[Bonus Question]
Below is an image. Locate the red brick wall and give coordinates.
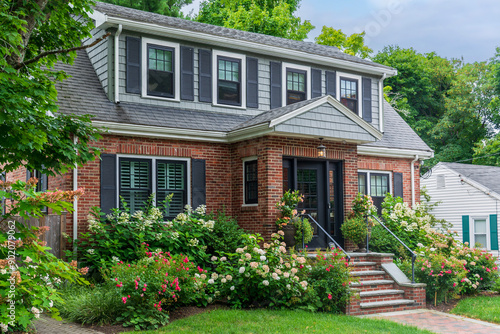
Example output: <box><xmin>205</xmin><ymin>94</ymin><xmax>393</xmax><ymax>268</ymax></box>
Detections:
<box><xmin>357</xmin><ymin>155</ymin><xmax>421</xmax><ymax>206</ymax></box>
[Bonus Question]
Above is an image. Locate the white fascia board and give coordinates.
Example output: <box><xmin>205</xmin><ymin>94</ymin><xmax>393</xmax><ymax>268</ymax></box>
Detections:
<box><xmin>226</xmin><ymin>124</ymin><xmax>274</xmax><ymax>143</ymax></box>
<box><xmin>438</xmin><ymin>164</ymin><xmax>500</xmax><ymax>202</ymax></box>
<box><xmin>91</xmin><ymin>13</ymin><xmax>396</xmax><ymax>77</ymax></box>
<box><xmin>269</xmin><ymin>95</ymin><xmax>383</xmax><ymax>141</ymax></box>
<box><xmin>358</xmin><ymin>145</ymin><xmax>434</xmax><ymax>159</ymax></box>
<box><xmin>93</xmin><ymin>121</ymin><xmax>227</xmax><ymax>142</ymax></box>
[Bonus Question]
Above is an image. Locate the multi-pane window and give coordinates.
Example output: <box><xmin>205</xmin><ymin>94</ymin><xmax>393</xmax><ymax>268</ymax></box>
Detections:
<box><xmin>286</xmin><ymin>69</ymin><xmax>306</xmax><ymax>105</ymax></box>
<box><xmin>218</xmin><ymin>56</ymin><xmax>241</xmax><ymax>105</ymax></box>
<box><xmin>119</xmin><ymin>158</ymin><xmax>187</xmax><ymax>218</ymax></box>
<box><xmin>474</xmin><ymin>218</ymin><xmax>487</xmax><ymax>248</ymax></box>
<box><xmin>358</xmin><ymin>173</ymin><xmax>367</xmax><ymax>196</ymax></box>
<box><xmin>340</xmin><ymin>77</ymin><xmax>358</xmax><ymax>113</ymax></box>
<box><xmin>370</xmin><ymin>174</ymin><xmax>389</xmax><ymax>197</ymax></box>
<box><xmin>147</xmin><ymin>45</ymin><xmax>174</xmax><ymax>97</ymax></box>
<box><xmin>358</xmin><ymin>172</ymin><xmax>390</xmax><ymax>214</ymax></box>
<box><xmin>244</xmin><ymin>160</ymin><xmax>258</xmax><ymax>204</ymax></box>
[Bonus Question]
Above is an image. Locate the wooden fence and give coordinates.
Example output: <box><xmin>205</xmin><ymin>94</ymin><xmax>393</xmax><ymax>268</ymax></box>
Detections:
<box><xmin>9</xmin><ymin>214</ymin><xmax>66</xmax><ymax>259</ymax></box>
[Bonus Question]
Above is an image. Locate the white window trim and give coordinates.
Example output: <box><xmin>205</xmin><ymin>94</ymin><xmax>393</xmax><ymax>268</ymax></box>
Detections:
<box><xmin>337</xmin><ymin>71</ymin><xmax>363</xmax><ymax>116</ymax></box>
<box><xmin>212</xmin><ymin>50</ymin><xmax>246</xmax><ymax>109</ymax></box>
<box><xmin>470</xmin><ymin>216</ymin><xmax>490</xmax><ymax>250</ymax></box>
<box><xmin>116</xmin><ymin>154</ymin><xmax>191</xmax><ymax>208</ymax></box>
<box><xmin>358</xmin><ymin>170</ymin><xmax>392</xmax><ymax>196</ymax></box>
<box><xmin>242</xmin><ymin>156</ymin><xmax>258</xmax><ymax>207</ymax></box>
<box><xmin>141</xmin><ymin>38</ymin><xmax>181</xmax><ymax>101</ymax></box>
<box><xmin>282</xmin><ymin>62</ymin><xmax>311</xmax><ymax>106</ymax></box>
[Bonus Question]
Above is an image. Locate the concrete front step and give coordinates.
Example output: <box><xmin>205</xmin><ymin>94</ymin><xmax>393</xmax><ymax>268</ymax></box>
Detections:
<box><xmin>360</xmin><ymin>299</ymin><xmax>415</xmax><ymax>309</ymax></box>
<box><xmin>350</xmin><ymin>270</ymin><xmax>385</xmax><ymax>277</ymax></box>
<box><xmin>359</xmin><ymin>289</ymin><xmax>405</xmax><ymax>303</ymax></box>
<box><xmin>350</xmin><ymin>279</ymin><xmax>395</xmax><ymax>291</ymax></box>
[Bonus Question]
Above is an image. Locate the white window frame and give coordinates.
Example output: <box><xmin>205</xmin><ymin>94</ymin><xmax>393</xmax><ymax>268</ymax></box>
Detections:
<box><xmin>282</xmin><ymin>62</ymin><xmax>311</xmax><ymax>106</ymax></box>
<box><xmin>212</xmin><ymin>50</ymin><xmax>246</xmax><ymax>109</ymax></box>
<box><xmin>337</xmin><ymin>71</ymin><xmax>363</xmax><ymax>116</ymax></box>
<box><xmin>242</xmin><ymin>156</ymin><xmax>258</xmax><ymax>207</ymax></box>
<box><xmin>115</xmin><ymin>154</ymin><xmax>191</xmax><ymax>208</ymax></box>
<box><xmin>358</xmin><ymin>170</ymin><xmax>392</xmax><ymax>197</ymax></box>
<box><xmin>141</xmin><ymin>38</ymin><xmax>181</xmax><ymax>101</ymax></box>
<box><xmin>471</xmin><ymin>216</ymin><xmax>490</xmax><ymax>250</ymax></box>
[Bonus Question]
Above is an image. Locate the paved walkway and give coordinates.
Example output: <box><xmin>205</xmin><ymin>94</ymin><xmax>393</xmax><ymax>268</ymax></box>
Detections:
<box><xmin>362</xmin><ymin>309</ymin><xmax>500</xmax><ymax>334</ymax></box>
<box><xmin>35</xmin><ymin>316</ymin><xmax>104</xmax><ymax>334</ymax></box>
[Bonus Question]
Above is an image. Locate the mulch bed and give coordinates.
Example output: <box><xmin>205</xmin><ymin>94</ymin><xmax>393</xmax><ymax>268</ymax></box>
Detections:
<box><xmin>81</xmin><ymin>303</ymin><xmax>226</xmax><ymax>334</ymax></box>
<box><xmin>425</xmin><ymin>290</ymin><xmax>500</xmax><ymax>313</ymax></box>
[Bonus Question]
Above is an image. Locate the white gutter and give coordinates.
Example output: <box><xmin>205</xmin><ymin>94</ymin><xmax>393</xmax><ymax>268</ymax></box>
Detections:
<box><xmin>73</xmin><ymin>136</ymin><xmax>78</xmax><ymax>242</ymax></box>
<box><xmin>411</xmin><ymin>155</ymin><xmax>419</xmax><ymax>208</ymax></box>
<box><xmin>379</xmin><ymin>73</ymin><xmax>386</xmax><ymax>133</ymax></box>
<box><xmin>358</xmin><ymin>145</ymin><xmax>433</xmax><ymax>159</ymax></box>
<box><xmin>93</xmin><ymin>16</ymin><xmax>397</xmax><ymax>77</ymax></box>
<box><xmin>114</xmin><ymin>24</ymin><xmax>123</xmax><ymax>103</ymax></box>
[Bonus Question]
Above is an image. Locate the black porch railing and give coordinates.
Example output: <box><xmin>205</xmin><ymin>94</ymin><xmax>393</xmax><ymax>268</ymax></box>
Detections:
<box><xmin>300</xmin><ymin>213</ymin><xmax>351</xmax><ymax>262</ymax></box>
<box><xmin>366</xmin><ymin>214</ymin><xmax>417</xmax><ymax>284</ymax></box>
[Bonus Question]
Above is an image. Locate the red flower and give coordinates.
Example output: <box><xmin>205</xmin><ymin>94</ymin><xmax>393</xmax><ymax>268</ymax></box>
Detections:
<box><xmin>328</xmin><ymin>294</ymin><xmax>332</xmax><ymax>300</ymax></box>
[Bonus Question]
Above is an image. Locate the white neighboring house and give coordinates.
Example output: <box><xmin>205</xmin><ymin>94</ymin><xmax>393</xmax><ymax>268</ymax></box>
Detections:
<box><xmin>421</xmin><ymin>162</ymin><xmax>499</xmax><ymax>260</ymax></box>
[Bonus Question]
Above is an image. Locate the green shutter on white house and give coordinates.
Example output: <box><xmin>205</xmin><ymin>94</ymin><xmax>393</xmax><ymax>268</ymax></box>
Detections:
<box><xmin>462</xmin><ymin>215</ymin><xmax>470</xmax><ymax>245</ymax></box>
<box><xmin>490</xmin><ymin>214</ymin><xmax>499</xmax><ymax>251</ymax></box>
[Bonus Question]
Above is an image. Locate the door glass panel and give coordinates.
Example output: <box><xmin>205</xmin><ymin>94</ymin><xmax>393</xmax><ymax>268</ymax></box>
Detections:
<box><xmin>329</xmin><ymin>169</ymin><xmax>335</xmax><ymax>235</ymax></box>
<box><xmin>297</xmin><ymin>169</ymin><xmax>319</xmax><ymax>235</ymax></box>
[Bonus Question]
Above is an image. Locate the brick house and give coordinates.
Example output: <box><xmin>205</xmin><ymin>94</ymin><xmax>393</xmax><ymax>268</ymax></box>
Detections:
<box><xmin>8</xmin><ymin>2</ymin><xmax>432</xmax><ymax>250</ymax></box>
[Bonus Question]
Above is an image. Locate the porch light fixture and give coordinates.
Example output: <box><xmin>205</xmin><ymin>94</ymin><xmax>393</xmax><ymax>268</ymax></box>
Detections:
<box><xmin>317</xmin><ymin>138</ymin><xmax>326</xmax><ymax>158</ymax></box>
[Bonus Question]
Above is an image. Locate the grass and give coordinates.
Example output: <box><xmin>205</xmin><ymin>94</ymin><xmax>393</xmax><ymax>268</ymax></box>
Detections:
<box><xmin>125</xmin><ymin>309</ymin><xmax>433</xmax><ymax>334</ymax></box>
<box><xmin>451</xmin><ymin>295</ymin><xmax>500</xmax><ymax>324</ymax></box>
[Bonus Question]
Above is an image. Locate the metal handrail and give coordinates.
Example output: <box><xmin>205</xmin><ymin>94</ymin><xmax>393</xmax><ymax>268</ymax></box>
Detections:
<box><xmin>300</xmin><ymin>213</ymin><xmax>351</xmax><ymax>262</ymax></box>
<box><xmin>367</xmin><ymin>214</ymin><xmax>417</xmax><ymax>283</ymax></box>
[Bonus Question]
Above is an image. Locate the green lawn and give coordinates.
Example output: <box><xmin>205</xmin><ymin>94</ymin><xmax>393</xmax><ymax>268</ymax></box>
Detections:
<box><xmin>451</xmin><ymin>295</ymin><xmax>500</xmax><ymax>324</ymax></box>
<box><xmin>125</xmin><ymin>309</ymin><xmax>433</xmax><ymax>334</ymax></box>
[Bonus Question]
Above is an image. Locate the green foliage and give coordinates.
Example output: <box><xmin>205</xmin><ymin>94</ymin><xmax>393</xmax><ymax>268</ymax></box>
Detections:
<box><xmin>306</xmin><ymin>250</ymin><xmax>353</xmax><ymax>313</ymax></box>
<box><xmin>473</xmin><ymin>132</ymin><xmax>500</xmax><ymax>166</ymax></box>
<box><xmin>0</xmin><ymin>180</ymin><xmax>88</xmax><ymax>332</ymax></box>
<box><xmin>56</xmin><ymin>284</ymin><xmax>126</xmax><ymax>325</ymax></box>
<box><xmin>494</xmin><ymin>275</ymin><xmax>500</xmax><ymax>293</ymax></box>
<box><xmin>100</xmin><ymin>0</ymin><xmax>193</xmax><ymax>18</ymax></box>
<box><xmin>340</xmin><ymin>216</ymin><xmax>367</xmax><ymax>246</ymax></box>
<box><xmin>102</xmin><ymin>252</ymin><xmax>207</xmax><ymax>330</ymax></box>
<box><xmin>204</xmin><ymin>210</ymin><xmax>246</xmax><ymax>256</ymax></box>
<box><xmin>0</xmin><ymin>0</ymin><xmax>102</xmax><ymax>175</ymax></box>
<box><xmin>315</xmin><ymin>27</ymin><xmax>372</xmax><ymax>58</ymax></box>
<box><xmin>451</xmin><ymin>295</ymin><xmax>500</xmax><ymax>324</ymax></box>
<box><xmin>196</xmin><ymin>0</ymin><xmax>313</xmax><ymax>41</ymax></box>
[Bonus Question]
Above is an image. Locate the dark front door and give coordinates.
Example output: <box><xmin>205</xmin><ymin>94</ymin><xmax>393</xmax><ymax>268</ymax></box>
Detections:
<box><xmin>283</xmin><ymin>159</ymin><xmax>343</xmax><ymax>250</ymax></box>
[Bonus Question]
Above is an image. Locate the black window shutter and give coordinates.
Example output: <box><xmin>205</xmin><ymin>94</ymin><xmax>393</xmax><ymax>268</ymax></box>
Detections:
<box><xmin>180</xmin><ymin>46</ymin><xmax>194</xmax><ymax>101</ymax></box>
<box><xmin>192</xmin><ymin>159</ymin><xmax>206</xmax><ymax>208</ymax></box>
<box><xmin>126</xmin><ymin>36</ymin><xmax>141</xmax><ymax>94</ymax></box>
<box><xmin>247</xmin><ymin>57</ymin><xmax>259</xmax><ymax>108</ymax></box>
<box><xmin>270</xmin><ymin>61</ymin><xmax>282</xmax><ymax>109</ymax></box>
<box><xmin>326</xmin><ymin>71</ymin><xmax>336</xmax><ymax>98</ymax></box>
<box><xmin>393</xmin><ymin>172</ymin><xmax>403</xmax><ymax>199</ymax></box>
<box><xmin>100</xmin><ymin>154</ymin><xmax>117</xmax><ymax>214</ymax></box>
<box><xmin>26</xmin><ymin>169</ymin><xmax>32</xmax><ymax>181</ymax></box>
<box><xmin>362</xmin><ymin>77</ymin><xmax>372</xmax><ymax>122</ymax></box>
<box><xmin>198</xmin><ymin>49</ymin><xmax>212</xmax><ymax>103</ymax></box>
<box><xmin>311</xmin><ymin>69</ymin><xmax>322</xmax><ymax>98</ymax></box>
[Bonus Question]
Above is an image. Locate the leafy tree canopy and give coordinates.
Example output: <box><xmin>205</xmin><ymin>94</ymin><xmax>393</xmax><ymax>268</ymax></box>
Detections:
<box><xmin>0</xmin><ymin>0</ymin><xmax>102</xmax><ymax>175</ymax></box>
<box><xmin>315</xmin><ymin>27</ymin><xmax>372</xmax><ymax>59</ymax></box>
<box><xmin>196</xmin><ymin>0</ymin><xmax>313</xmax><ymax>41</ymax></box>
<box><xmin>99</xmin><ymin>0</ymin><xmax>193</xmax><ymax>18</ymax></box>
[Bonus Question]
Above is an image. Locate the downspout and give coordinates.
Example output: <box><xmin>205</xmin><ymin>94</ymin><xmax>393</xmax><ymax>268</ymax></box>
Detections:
<box><xmin>411</xmin><ymin>155</ymin><xmax>419</xmax><ymax>208</ymax></box>
<box><xmin>73</xmin><ymin>136</ymin><xmax>78</xmax><ymax>243</ymax></box>
<box><xmin>114</xmin><ymin>24</ymin><xmax>123</xmax><ymax>103</ymax></box>
<box><xmin>379</xmin><ymin>73</ymin><xmax>387</xmax><ymax>133</ymax></box>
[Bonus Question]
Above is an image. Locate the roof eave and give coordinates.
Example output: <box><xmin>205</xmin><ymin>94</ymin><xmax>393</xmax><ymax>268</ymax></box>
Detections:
<box><xmin>91</xmin><ymin>12</ymin><xmax>397</xmax><ymax>77</ymax></box>
<box><xmin>358</xmin><ymin>146</ymin><xmax>434</xmax><ymax>159</ymax></box>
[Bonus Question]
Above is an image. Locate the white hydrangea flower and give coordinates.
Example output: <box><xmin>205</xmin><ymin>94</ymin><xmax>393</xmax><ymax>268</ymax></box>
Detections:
<box><xmin>176</xmin><ymin>213</ymin><xmax>188</xmax><ymax>222</ymax></box>
<box><xmin>184</xmin><ymin>204</ymin><xmax>193</xmax><ymax>214</ymax></box>
<box><xmin>87</xmin><ymin>249</ymin><xmax>95</xmax><ymax>255</ymax></box>
<box><xmin>260</xmin><ymin>256</ymin><xmax>266</xmax><ymax>261</ymax></box>
<box><xmin>195</xmin><ymin>204</ymin><xmax>206</xmax><ymax>215</ymax></box>
<box><xmin>208</xmin><ymin>279</ymin><xmax>215</xmax><ymax>284</ymax></box>
<box><xmin>155</xmin><ymin>233</ymin><xmax>163</xmax><ymax>241</ymax></box>
<box><xmin>0</xmin><ymin>323</ymin><xmax>8</xmax><ymax>333</ymax></box>
<box><xmin>188</xmin><ymin>238</ymin><xmax>199</xmax><ymax>247</ymax></box>
<box><xmin>239</xmin><ymin>267</ymin><xmax>246</xmax><ymax>274</ymax></box>
<box><xmin>132</xmin><ymin>210</ymin><xmax>144</xmax><ymax>220</ymax></box>
<box><xmin>171</xmin><ymin>232</ymin><xmax>180</xmax><ymax>239</ymax></box>
<box><xmin>149</xmin><ymin>207</ymin><xmax>163</xmax><ymax>221</ymax></box>
<box><xmin>262</xmin><ymin>280</ymin><xmax>269</xmax><ymax>286</ymax></box>
<box><xmin>230</xmin><ymin>286</ymin><xmax>235</xmax><ymax>291</ymax></box>
<box><xmin>112</xmin><ymin>256</ymin><xmax>120</xmax><ymax>262</ymax></box>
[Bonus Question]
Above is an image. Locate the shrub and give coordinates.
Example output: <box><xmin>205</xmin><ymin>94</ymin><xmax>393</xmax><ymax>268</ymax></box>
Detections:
<box><xmin>101</xmin><ymin>251</ymin><xmax>209</xmax><ymax>330</ymax></box>
<box><xmin>56</xmin><ymin>284</ymin><xmax>126</xmax><ymax>325</ymax></box>
<box><xmin>0</xmin><ymin>179</ymin><xmax>88</xmax><ymax>333</ymax></box>
<box><xmin>204</xmin><ymin>210</ymin><xmax>246</xmax><ymax>256</ymax></box>
<box><xmin>340</xmin><ymin>216</ymin><xmax>367</xmax><ymax>246</ymax></box>
<box><xmin>494</xmin><ymin>275</ymin><xmax>500</xmax><ymax>293</ymax></box>
<box><xmin>305</xmin><ymin>250</ymin><xmax>353</xmax><ymax>313</ymax></box>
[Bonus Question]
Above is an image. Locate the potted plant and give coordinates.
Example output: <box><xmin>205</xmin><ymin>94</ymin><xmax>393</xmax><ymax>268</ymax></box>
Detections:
<box><xmin>276</xmin><ymin>190</ymin><xmax>313</xmax><ymax>248</ymax></box>
<box><xmin>340</xmin><ymin>216</ymin><xmax>368</xmax><ymax>252</ymax></box>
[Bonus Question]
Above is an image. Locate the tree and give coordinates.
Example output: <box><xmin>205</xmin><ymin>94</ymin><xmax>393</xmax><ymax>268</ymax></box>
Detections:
<box><xmin>196</xmin><ymin>0</ymin><xmax>313</xmax><ymax>41</ymax></box>
<box><xmin>0</xmin><ymin>0</ymin><xmax>103</xmax><ymax>175</ymax></box>
<box><xmin>315</xmin><ymin>27</ymin><xmax>372</xmax><ymax>59</ymax></box>
<box><xmin>99</xmin><ymin>0</ymin><xmax>193</xmax><ymax>18</ymax></box>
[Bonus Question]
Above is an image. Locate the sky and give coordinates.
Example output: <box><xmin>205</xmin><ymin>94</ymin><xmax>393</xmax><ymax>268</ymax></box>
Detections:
<box><xmin>182</xmin><ymin>0</ymin><xmax>500</xmax><ymax>63</ymax></box>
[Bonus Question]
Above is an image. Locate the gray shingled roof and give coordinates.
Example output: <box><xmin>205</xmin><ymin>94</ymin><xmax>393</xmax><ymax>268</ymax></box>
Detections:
<box><xmin>360</xmin><ymin>100</ymin><xmax>432</xmax><ymax>153</ymax></box>
<box><xmin>56</xmin><ymin>50</ymin><xmax>250</xmax><ymax>132</ymax></box>
<box><xmin>440</xmin><ymin>162</ymin><xmax>500</xmax><ymax>196</ymax></box>
<box><xmin>94</xmin><ymin>2</ymin><xmax>393</xmax><ymax>71</ymax></box>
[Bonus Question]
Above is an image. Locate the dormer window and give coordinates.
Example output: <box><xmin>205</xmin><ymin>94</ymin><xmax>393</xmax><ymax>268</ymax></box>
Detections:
<box><xmin>286</xmin><ymin>69</ymin><xmax>306</xmax><ymax>105</ymax></box>
<box><xmin>147</xmin><ymin>45</ymin><xmax>174</xmax><ymax>98</ymax></box>
<box><xmin>217</xmin><ymin>56</ymin><xmax>241</xmax><ymax>106</ymax></box>
<box><xmin>340</xmin><ymin>77</ymin><xmax>358</xmax><ymax>113</ymax></box>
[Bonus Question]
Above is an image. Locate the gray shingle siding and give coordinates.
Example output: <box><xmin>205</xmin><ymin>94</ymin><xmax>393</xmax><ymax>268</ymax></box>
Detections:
<box><xmin>84</xmin><ymin>28</ymin><xmax>109</xmax><ymax>95</ymax></box>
